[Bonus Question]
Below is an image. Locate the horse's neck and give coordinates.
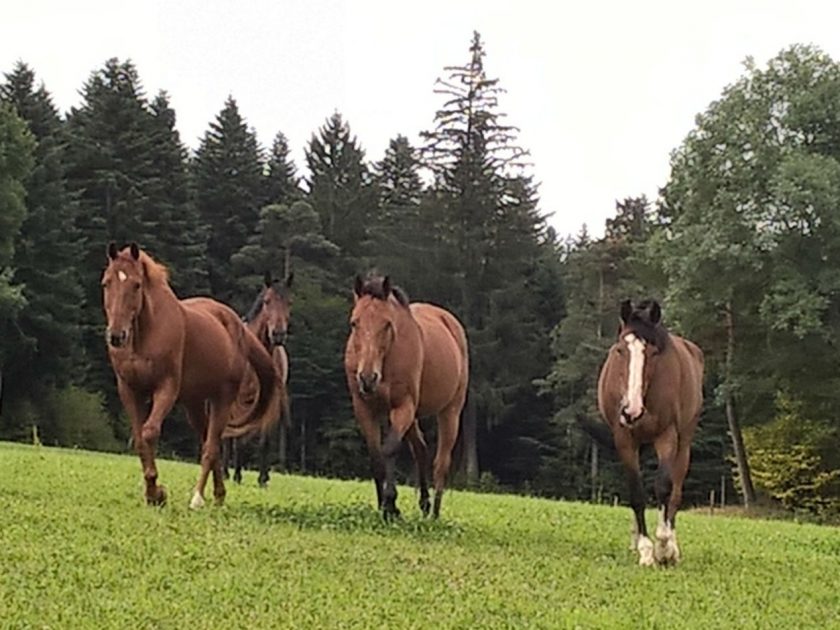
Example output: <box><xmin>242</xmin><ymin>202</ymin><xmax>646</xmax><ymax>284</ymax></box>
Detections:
<box><xmin>389</xmin><ymin>306</ymin><xmax>421</xmax><ymax>357</ymax></box>
<box><xmin>133</xmin><ymin>283</ymin><xmax>181</xmax><ymax>351</ymax></box>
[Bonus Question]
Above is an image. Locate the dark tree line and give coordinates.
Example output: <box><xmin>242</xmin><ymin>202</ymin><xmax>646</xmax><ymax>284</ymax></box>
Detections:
<box><xmin>2</xmin><ymin>38</ymin><xmax>840</xmax><ymax>515</ymax></box>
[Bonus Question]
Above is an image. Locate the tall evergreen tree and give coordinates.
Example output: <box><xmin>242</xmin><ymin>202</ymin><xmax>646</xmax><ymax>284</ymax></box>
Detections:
<box><xmin>0</xmin><ymin>63</ymin><xmax>85</xmax><ymax>406</ymax></box>
<box><xmin>193</xmin><ymin>96</ymin><xmax>265</xmax><ymax>306</ymax></box>
<box><xmin>305</xmin><ymin>112</ymin><xmax>377</xmax><ymax>264</ymax></box>
<box><xmin>0</xmin><ymin>103</ymin><xmax>35</xmax><ymax>413</ymax></box>
<box><xmin>421</xmin><ymin>31</ymin><xmax>545</xmax><ymax>483</ymax></box>
<box><xmin>265</xmin><ymin>131</ymin><xmax>303</xmax><ymax>206</ymax></box>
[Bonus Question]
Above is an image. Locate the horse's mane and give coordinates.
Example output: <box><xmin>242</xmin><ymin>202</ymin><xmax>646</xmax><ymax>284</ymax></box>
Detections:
<box><xmin>359</xmin><ymin>275</ymin><xmax>410</xmax><ymax>307</ymax></box>
<box><xmin>136</xmin><ymin>250</ymin><xmax>170</xmax><ymax>287</ymax></box>
<box><xmin>624</xmin><ymin>299</ymin><xmax>670</xmax><ymax>351</ymax></box>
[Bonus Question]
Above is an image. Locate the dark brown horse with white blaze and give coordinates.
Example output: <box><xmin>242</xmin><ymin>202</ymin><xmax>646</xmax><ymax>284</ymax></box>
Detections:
<box><xmin>345</xmin><ymin>275</ymin><xmax>469</xmax><ymax>519</ymax></box>
<box><xmin>223</xmin><ymin>271</ymin><xmax>293</xmax><ymax>486</ymax></box>
<box><xmin>102</xmin><ymin>243</ymin><xmax>282</xmax><ymax>508</ymax></box>
<box><xmin>580</xmin><ymin>299</ymin><xmax>703</xmax><ymax>566</ymax></box>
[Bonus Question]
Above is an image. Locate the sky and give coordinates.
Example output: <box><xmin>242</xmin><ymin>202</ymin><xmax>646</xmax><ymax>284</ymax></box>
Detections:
<box><xmin>4</xmin><ymin>0</ymin><xmax>840</xmax><ymax>240</ymax></box>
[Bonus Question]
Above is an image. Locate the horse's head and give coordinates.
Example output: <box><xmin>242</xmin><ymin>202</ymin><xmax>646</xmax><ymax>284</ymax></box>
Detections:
<box><xmin>101</xmin><ymin>242</ymin><xmax>144</xmax><ymax>349</ymax></box>
<box><xmin>613</xmin><ymin>299</ymin><xmax>669</xmax><ymax>426</ymax></box>
<box><xmin>349</xmin><ymin>274</ymin><xmax>408</xmax><ymax>397</ymax></box>
<box><xmin>248</xmin><ymin>271</ymin><xmax>293</xmax><ymax>347</ymax></box>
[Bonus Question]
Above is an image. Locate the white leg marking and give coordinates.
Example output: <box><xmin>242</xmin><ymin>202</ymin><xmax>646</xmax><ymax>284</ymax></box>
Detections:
<box><xmin>189</xmin><ymin>490</ymin><xmax>206</xmax><ymax>510</ymax></box>
<box><xmin>637</xmin><ymin>535</ymin><xmax>655</xmax><ymax>567</ymax></box>
<box><xmin>654</xmin><ymin>512</ymin><xmax>680</xmax><ymax>565</ymax></box>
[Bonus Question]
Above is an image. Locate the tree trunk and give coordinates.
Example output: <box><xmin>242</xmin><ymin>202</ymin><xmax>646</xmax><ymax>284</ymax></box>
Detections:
<box><xmin>590</xmin><ymin>442</ymin><xmax>599</xmax><ymax>502</ymax></box>
<box><xmin>724</xmin><ymin>302</ymin><xmax>756</xmax><ymax>507</ymax></box>
<box><xmin>462</xmin><ymin>392</ymin><xmax>479</xmax><ymax>485</ymax></box>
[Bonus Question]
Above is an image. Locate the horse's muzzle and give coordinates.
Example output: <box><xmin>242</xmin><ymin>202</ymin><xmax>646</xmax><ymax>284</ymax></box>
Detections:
<box><xmin>107</xmin><ymin>329</ymin><xmax>128</xmax><ymax>348</ymax></box>
<box><xmin>620</xmin><ymin>406</ymin><xmax>645</xmax><ymax>427</ymax></box>
<box><xmin>270</xmin><ymin>330</ymin><xmax>288</xmax><ymax>347</ymax></box>
<box><xmin>357</xmin><ymin>371</ymin><xmax>381</xmax><ymax>396</ymax></box>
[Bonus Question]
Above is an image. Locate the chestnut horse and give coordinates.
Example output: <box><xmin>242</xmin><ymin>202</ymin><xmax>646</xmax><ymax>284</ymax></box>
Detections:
<box><xmin>102</xmin><ymin>243</ymin><xmax>281</xmax><ymax>508</ymax></box>
<box><xmin>580</xmin><ymin>299</ymin><xmax>703</xmax><ymax>566</ymax></box>
<box><xmin>224</xmin><ymin>271</ymin><xmax>293</xmax><ymax>486</ymax></box>
<box><xmin>345</xmin><ymin>275</ymin><xmax>469</xmax><ymax>519</ymax></box>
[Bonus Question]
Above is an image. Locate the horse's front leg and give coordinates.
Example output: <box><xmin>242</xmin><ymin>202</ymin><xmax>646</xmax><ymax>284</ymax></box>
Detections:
<box><xmin>616</xmin><ymin>434</ymin><xmax>653</xmax><ymax>566</ymax></box>
<box><xmin>381</xmin><ymin>401</ymin><xmax>417</xmax><ymax>520</ymax></box>
<box><xmin>654</xmin><ymin>431</ymin><xmax>690</xmax><ymax>566</ymax></box>
<box><xmin>352</xmin><ymin>396</ymin><xmax>385</xmax><ymax>510</ymax></box>
<box><xmin>117</xmin><ymin>379</ymin><xmax>164</xmax><ymax>506</ymax></box>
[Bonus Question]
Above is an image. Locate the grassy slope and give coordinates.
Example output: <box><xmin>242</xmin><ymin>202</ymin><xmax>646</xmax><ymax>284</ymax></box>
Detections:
<box><xmin>0</xmin><ymin>442</ymin><xmax>838</xmax><ymax>629</ymax></box>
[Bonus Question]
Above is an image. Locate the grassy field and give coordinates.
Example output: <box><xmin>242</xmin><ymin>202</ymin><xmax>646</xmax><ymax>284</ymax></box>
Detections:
<box><xmin>0</xmin><ymin>442</ymin><xmax>838</xmax><ymax>629</ymax></box>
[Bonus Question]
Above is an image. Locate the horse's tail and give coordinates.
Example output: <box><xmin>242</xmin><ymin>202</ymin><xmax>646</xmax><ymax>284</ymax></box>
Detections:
<box><xmin>575</xmin><ymin>414</ymin><xmax>616</xmax><ymax>453</ymax></box>
<box><xmin>223</xmin><ymin>328</ymin><xmax>283</xmax><ymax>440</ymax></box>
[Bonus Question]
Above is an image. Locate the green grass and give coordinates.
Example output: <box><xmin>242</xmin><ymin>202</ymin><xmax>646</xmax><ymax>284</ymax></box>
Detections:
<box><xmin>1</xmin><ymin>442</ymin><xmax>838</xmax><ymax>629</ymax></box>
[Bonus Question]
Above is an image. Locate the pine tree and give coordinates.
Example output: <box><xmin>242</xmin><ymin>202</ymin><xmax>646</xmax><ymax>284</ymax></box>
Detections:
<box><xmin>305</xmin><ymin>112</ymin><xmax>377</xmax><ymax>264</ymax></box>
<box><xmin>193</xmin><ymin>96</ymin><xmax>265</xmax><ymax>306</ymax></box>
<box><xmin>265</xmin><ymin>131</ymin><xmax>303</xmax><ymax>206</ymax></box>
<box><xmin>421</xmin><ymin>31</ymin><xmax>542</xmax><ymax>483</ymax></box>
<box><xmin>0</xmin><ymin>63</ymin><xmax>85</xmax><ymax>403</ymax></box>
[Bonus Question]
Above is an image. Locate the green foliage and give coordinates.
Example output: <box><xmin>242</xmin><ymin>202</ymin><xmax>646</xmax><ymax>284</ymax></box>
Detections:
<box><xmin>2</xmin><ymin>443</ymin><xmax>840</xmax><ymax>628</ymax></box>
<box><xmin>193</xmin><ymin>96</ymin><xmax>265</xmax><ymax>304</ymax></box>
<box><xmin>743</xmin><ymin>395</ymin><xmax>840</xmax><ymax>514</ymax></box>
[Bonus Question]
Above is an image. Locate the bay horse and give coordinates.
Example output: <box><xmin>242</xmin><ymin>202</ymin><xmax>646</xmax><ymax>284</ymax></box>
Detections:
<box><xmin>101</xmin><ymin>243</ymin><xmax>282</xmax><ymax>508</ymax></box>
<box><xmin>345</xmin><ymin>275</ymin><xmax>469</xmax><ymax>519</ymax></box>
<box><xmin>224</xmin><ymin>271</ymin><xmax>293</xmax><ymax>486</ymax></box>
<box><xmin>580</xmin><ymin>299</ymin><xmax>703</xmax><ymax>566</ymax></box>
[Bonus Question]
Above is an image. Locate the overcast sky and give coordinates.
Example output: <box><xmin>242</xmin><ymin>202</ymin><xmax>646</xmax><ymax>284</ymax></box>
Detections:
<box><xmin>4</xmin><ymin>0</ymin><xmax>840</xmax><ymax>240</ymax></box>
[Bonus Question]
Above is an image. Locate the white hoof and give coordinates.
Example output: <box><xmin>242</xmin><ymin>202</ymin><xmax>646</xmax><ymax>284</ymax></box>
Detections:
<box><xmin>654</xmin><ymin>523</ymin><xmax>680</xmax><ymax>565</ymax></box>
<box><xmin>189</xmin><ymin>491</ymin><xmax>206</xmax><ymax>510</ymax></box>
<box><xmin>637</xmin><ymin>535</ymin><xmax>655</xmax><ymax>567</ymax></box>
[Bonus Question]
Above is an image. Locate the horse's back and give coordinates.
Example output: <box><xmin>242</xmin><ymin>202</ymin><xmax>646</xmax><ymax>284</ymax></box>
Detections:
<box><xmin>410</xmin><ymin>303</ymin><xmax>468</xmax><ymax>414</ymax></box>
<box><xmin>178</xmin><ymin>297</ymin><xmax>247</xmax><ymax>397</ymax></box>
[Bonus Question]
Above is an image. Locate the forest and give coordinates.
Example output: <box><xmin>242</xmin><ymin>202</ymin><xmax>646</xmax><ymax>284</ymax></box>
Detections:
<box><xmin>1</xmin><ymin>33</ymin><xmax>839</xmax><ymax>517</ymax></box>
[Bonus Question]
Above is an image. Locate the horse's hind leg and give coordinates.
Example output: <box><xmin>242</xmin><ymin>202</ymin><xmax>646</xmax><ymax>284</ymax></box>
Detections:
<box><xmin>232</xmin><ymin>438</ymin><xmax>243</xmax><ymax>484</ymax></box>
<box><xmin>191</xmin><ymin>392</ymin><xmax>233</xmax><ymax>509</ymax></box>
<box><xmin>257</xmin><ymin>429</ymin><xmax>271</xmax><ymax>488</ymax></box>
<box><xmin>406</xmin><ymin>421</ymin><xmax>430</xmax><ymax>516</ymax></box>
<box><xmin>431</xmin><ymin>405</ymin><xmax>460</xmax><ymax>519</ymax></box>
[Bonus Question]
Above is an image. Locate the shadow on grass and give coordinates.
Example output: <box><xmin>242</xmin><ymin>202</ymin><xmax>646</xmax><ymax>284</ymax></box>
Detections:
<box><xmin>237</xmin><ymin>500</ymin><xmax>471</xmax><ymax>542</ymax></box>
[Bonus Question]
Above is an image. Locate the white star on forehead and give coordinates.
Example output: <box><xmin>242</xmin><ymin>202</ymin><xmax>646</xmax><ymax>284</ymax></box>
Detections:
<box><xmin>118</xmin><ymin>271</ymin><xmax>127</xmax><ymax>282</ymax></box>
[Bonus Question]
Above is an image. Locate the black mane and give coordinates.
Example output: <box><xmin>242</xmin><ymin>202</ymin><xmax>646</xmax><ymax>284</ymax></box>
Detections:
<box><xmin>622</xmin><ymin>299</ymin><xmax>670</xmax><ymax>351</ymax></box>
<box><xmin>358</xmin><ymin>275</ymin><xmax>410</xmax><ymax>307</ymax></box>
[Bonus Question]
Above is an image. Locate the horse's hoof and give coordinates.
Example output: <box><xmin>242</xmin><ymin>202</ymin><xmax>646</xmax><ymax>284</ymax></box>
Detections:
<box><xmin>654</xmin><ymin>524</ymin><xmax>680</xmax><ymax>566</ymax></box>
<box><xmin>189</xmin><ymin>491</ymin><xmax>206</xmax><ymax>510</ymax></box>
<box><xmin>382</xmin><ymin>505</ymin><xmax>401</xmax><ymax>521</ymax></box>
<box><xmin>419</xmin><ymin>498</ymin><xmax>431</xmax><ymax>517</ymax></box>
<box><xmin>146</xmin><ymin>486</ymin><xmax>167</xmax><ymax>507</ymax></box>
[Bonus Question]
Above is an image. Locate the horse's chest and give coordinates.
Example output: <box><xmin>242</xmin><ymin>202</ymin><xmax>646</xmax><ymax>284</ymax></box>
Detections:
<box><xmin>111</xmin><ymin>353</ymin><xmax>157</xmax><ymax>389</ymax></box>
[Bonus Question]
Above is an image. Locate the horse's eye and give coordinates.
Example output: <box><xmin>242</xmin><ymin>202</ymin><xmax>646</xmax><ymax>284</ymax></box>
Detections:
<box><xmin>350</xmin><ymin>320</ymin><xmax>358</xmax><ymax>329</ymax></box>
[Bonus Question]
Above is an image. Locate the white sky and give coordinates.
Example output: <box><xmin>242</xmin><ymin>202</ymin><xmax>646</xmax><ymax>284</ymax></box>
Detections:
<box><xmin>4</xmin><ymin>0</ymin><xmax>840</xmax><ymax>240</ymax></box>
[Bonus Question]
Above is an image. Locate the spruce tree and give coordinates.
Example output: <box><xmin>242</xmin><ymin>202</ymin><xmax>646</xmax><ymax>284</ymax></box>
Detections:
<box><xmin>193</xmin><ymin>96</ymin><xmax>265</xmax><ymax>306</ymax></box>
<box><xmin>265</xmin><ymin>131</ymin><xmax>303</xmax><ymax>206</ymax></box>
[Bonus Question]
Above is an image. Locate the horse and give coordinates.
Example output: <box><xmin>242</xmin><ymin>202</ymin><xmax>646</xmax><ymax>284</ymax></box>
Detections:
<box><xmin>101</xmin><ymin>242</ymin><xmax>282</xmax><ymax>508</ymax></box>
<box><xmin>579</xmin><ymin>299</ymin><xmax>703</xmax><ymax>566</ymax></box>
<box><xmin>344</xmin><ymin>275</ymin><xmax>469</xmax><ymax>519</ymax></box>
<box><xmin>223</xmin><ymin>271</ymin><xmax>293</xmax><ymax>486</ymax></box>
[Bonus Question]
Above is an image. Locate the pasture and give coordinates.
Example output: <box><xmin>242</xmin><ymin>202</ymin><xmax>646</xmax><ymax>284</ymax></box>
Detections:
<box><xmin>0</xmin><ymin>442</ymin><xmax>837</xmax><ymax>628</ymax></box>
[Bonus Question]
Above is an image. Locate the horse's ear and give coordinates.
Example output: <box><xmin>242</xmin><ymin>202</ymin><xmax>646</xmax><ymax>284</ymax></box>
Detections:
<box><xmin>107</xmin><ymin>242</ymin><xmax>118</xmax><ymax>261</ymax></box>
<box><xmin>129</xmin><ymin>242</ymin><xmax>140</xmax><ymax>260</ymax></box>
<box><xmin>264</xmin><ymin>271</ymin><xmax>273</xmax><ymax>288</ymax></box>
<box><xmin>382</xmin><ymin>276</ymin><xmax>391</xmax><ymax>298</ymax></box>
<box><xmin>620</xmin><ymin>299</ymin><xmax>632</xmax><ymax>324</ymax></box>
<box><xmin>285</xmin><ymin>271</ymin><xmax>294</xmax><ymax>289</ymax></box>
<box><xmin>649</xmin><ymin>301</ymin><xmax>662</xmax><ymax>325</ymax></box>
<box><xmin>353</xmin><ymin>275</ymin><xmax>363</xmax><ymax>298</ymax></box>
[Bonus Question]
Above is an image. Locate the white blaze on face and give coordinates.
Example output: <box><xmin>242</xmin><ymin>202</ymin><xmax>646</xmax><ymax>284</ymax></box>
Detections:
<box><xmin>624</xmin><ymin>333</ymin><xmax>646</xmax><ymax>420</ymax></box>
<box><xmin>118</xmin><ymin>271</ymin><xmax>127</xmax><ymax>282</ymax></box>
